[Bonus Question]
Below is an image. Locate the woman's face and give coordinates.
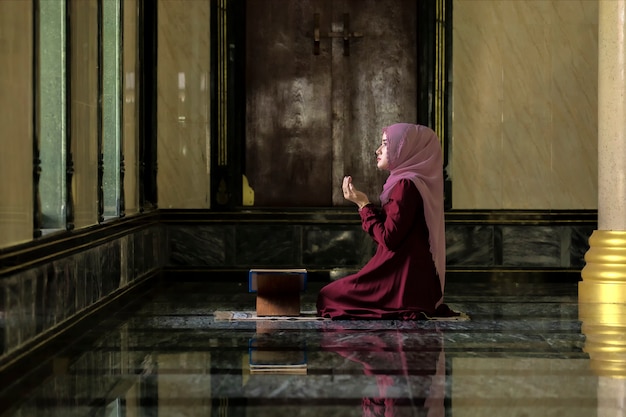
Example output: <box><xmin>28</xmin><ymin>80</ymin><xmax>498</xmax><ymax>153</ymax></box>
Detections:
<box><xmin>376</xmin><ymin>133</ymin><xmax>389</xmax><ymax>170</ymax></box>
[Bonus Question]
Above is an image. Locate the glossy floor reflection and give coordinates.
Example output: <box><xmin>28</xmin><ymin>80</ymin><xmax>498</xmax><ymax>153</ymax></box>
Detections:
<box><xmin>1</xmin><ymin>277</ymin><xmax>624</xmax><ymax>416</ymax></box>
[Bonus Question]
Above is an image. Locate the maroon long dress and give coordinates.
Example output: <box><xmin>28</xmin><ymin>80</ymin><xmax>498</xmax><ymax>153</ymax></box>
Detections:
<box><xmin>317</xmin><ymin>179</ymin><xmax>444</xmax><ymax>320</ymax></box>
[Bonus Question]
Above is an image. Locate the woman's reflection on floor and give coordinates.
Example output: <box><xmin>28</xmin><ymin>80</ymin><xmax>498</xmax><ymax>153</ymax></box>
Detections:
<box><xmin>320</xmin><ymin>323</ymin><xmax>445</xmax><ymax>417</ymax></box>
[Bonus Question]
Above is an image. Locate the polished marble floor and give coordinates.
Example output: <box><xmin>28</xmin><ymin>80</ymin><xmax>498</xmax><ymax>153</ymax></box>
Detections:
<box><xmin>0</xmin><ymin>276</ymin><xmax>624</xmax><ymax>417</ymax></box>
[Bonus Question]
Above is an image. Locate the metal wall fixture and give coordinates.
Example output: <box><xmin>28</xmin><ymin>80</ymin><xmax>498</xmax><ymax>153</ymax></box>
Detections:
<box><xmin>310</xmin><ymin>13</ymin><xmax>363</xmax><ymax>56</ymax></box>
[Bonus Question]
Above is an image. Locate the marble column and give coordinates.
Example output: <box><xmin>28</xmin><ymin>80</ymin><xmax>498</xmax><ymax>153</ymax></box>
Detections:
<box><xmin>580</xmin><ymin>0</ymin><xmax>626</xmax><ymax>302</ymax></box>
<box><xmin>579</xmin><ymin>0</ymin><xmax>626</xmax><ymax>397</ymax></box>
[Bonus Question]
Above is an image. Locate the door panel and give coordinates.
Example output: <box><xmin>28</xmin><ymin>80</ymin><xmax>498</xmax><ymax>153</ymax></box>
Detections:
<box><xmin>246</xmin><ymin>0</ymin><xmax>417</xmax><ymax>207</ymax></box>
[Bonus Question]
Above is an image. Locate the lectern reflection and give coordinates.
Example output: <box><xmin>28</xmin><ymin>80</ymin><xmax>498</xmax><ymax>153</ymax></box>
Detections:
<box><xmin>320</xmin><ymin>325</ymin><xmax>446</xmax><ymax>417</ymax></box>
<box><xmin>248</xmin><ymin>321</ymin><xmax>308</xmax><ymax>375</ymax></box>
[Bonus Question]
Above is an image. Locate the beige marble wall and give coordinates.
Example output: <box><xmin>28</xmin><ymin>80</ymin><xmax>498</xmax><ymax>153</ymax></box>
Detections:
<box><xmin>157</xmin><ymin>0</ymin><xmax>211</xmax><ymax>209</ymax></box>
<box><xmin>124</xmin><ymin>0</ymin><xmax>139</xmax><ymax>215</ymax></box>
<box><xmin>452</xmin><ymin>0</ymin><xmax>598</xmax><ymax>209</ymax></box>
<box><xmin>0</xmin><ymin>0</ymin><xmax>33</xmax><ymax>248</ymax></box>
<box><xmin>71</xmin><ymin>0</ymin><xmax>99</xmax><ymax>228</ymax></box>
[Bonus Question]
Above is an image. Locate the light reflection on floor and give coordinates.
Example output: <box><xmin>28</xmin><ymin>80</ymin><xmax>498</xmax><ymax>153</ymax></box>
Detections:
<box><xmin>1</xmin><ymin>278</ymin><xmax>625</xmax><ymax>417</ymax></box>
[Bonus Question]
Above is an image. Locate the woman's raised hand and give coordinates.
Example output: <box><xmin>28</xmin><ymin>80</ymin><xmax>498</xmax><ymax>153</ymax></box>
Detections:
<box><xmin>342</xmin><ymin>176</ymin><xmax>370</xmax><ymax>209</ymax></box>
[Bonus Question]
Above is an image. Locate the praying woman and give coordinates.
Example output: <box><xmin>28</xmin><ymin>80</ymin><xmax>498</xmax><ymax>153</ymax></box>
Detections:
<box><xmin>316</xmin><ymin>123</ymin><xmax>460</xmax><ymax>320</ymax></box>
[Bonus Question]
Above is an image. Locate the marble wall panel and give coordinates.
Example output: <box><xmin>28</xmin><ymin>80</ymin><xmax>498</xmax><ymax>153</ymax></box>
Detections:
<box><xmin>446</xmin><ymin>225</ymin><xmax>495</xmax><ymax>267</ymax></box>
<box><xmin>0</xmin><ymin>0</ymin><xmax>33</xmax><ymax>248</ymax></box>
<box><xmin>49</xmin><ymin>258</ymin><xmax>79</xmax><ymax>324</ymax></box>
<box><xmin>501</xmin><ymin>226</ymin><xmax>561</xmax><ymax>267</ymax></box>
<box><xmin>157</xmin><ymin>226</ymin><xmax>169</xmax><ymax>270</ymax></box>
<box><xmin>169</xmin><ymin>225</ymin><xmax>233</xmax><ymax>266</ymax></box>
<box><xmin>500</xmin><ymin>13</ymin><xmax>553</xmax><ymax>209</ymax></box>
<box><xmin>1</xmin><ymin>225</ymin><xmax>164</xmax><ymax>363</ymax></box>
<box><xmin>235</xmin><ymin>225</ymin><xmax>300</xmax><ymax>267</ymax></box>
<box><xmin>302</xmin><ymin>226</ymin><xmax>374</xmax><ymax>268</ymax></box>
<box><xmin>165</xmin><ymin>220</ymin><xmax>593</xmax><ymax>272</ymax></box>
<box><xmin>570</xmin><ymin>225</ymin><xmax>594</xmax><ymax>269</ymax></box>
<box><xmin>99</xmin><ymin>241</ymin><xmax>122</xmax><ymax>296</ymax></box>
<box><xmin>71</xmin><ymin>0</ymin><xmax>99</xmax><ymax>228</ymax></box>
<box><xmin>39</xmin><ymin>264</ymin><xmax>57</xmax><ymax>331</ymax></box>
<box><xmin>451</xmin><ymin>5</ymin><xmax>503</xmax><ymax>209</ymax></box>
<box><xmin>75</xmin><ymin>249</ymin><xmax>91</xmax><ymax>314</ymax></box>
<box><xmin>3</xmin><ymin>280</ymin><xmax>16</xmax><ymax>354</ymax></box>
<box><xmin>136</xmin><ymin>225</ymin><xmax>167</xmax><ymax>277</ymax></box>
<box><xmin>452</xmin><ymin>1</ymin><xmax>598</xmax><ymax>210</ymax></box>
<box><xmin>21</xmin><ymin>275</ymin><xmax>36</xmax><ymax>347</ymax></box>
<box><xmin>0</xmin><ymin>284</ymin><xmax>4</xmax><ymax>354</ymax></box>
<box><xmin>120</xmin><ymin>235</ymin><xmax>130</xmax><ymax>288</ymax></box>
<box><xmin>550</xmin><ymin>6</ymin><xmax>598</xmax><ymax>209</ymax></box>
<box><xmin>3</xmin><ymin>270</ymin><xmax>37</xmax><ymax>354</ymax></box>
<box><xmin>40</xmin><ymin>263</ymin><xmax>67</xmax><ymax>330</ymax></box>
<box><xmin>133</xmin><ymin>229</ymin><xmax>151</xmax><ymax>277</ymax></box>
<box><xmin>38</xmin><ymin>264</ymin><xmax>59</xmax><ymax>331</ymax></box>
<box><xmin>84</xmin><ymin>247</ymin><xmax>103</xmax><ymax>306</ymax></box>
<box><xmin>130</xmin><ymin>230</ymin><xmax>142</xmax><ymax>278</ymax></box>
<box><xmin>157</xmin><ymin>0</ymin><xmax>211</xmax><ymax>209</ymax></box>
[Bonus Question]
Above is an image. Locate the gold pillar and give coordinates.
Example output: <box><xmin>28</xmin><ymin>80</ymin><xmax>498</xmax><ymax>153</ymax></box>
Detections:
<box><xmin>580</xmin><ymin>231</ymin><xmax>626</xmax><ymax>304</ymax></box>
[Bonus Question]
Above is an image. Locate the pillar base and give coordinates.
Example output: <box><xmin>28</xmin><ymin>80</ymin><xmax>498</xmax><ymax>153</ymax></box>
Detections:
<box><xmin>579</xmin><ymin>280</ymin><xmax>626</xmax><ymax>304</ymax></box>
<box><xmin>579</xmin><ymin>302</ymin><xmax>626</xmax><ymax>378</ymax></box>
<box><xmin>579</xmin><ymin>230</ymin><xmax>626</xmax><ymax>303</ymax></box>
<box><xmin>579</xmin><ymin>230</ymin><xmax>626</xmax><ymax>378</ymax></box>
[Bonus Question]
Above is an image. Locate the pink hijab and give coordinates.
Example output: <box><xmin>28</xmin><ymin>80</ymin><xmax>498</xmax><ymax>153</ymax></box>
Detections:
<box><xmin>379</xmin><ymin>123</ymin><xmax>446</xmax><ymax>298</ymax></box>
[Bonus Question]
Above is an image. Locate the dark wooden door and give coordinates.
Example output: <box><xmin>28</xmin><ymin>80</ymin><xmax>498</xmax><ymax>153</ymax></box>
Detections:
<box><xmin>245</xmin><ymin>0</ymin><xmax>417</xmax><ymax>207</ymax></box>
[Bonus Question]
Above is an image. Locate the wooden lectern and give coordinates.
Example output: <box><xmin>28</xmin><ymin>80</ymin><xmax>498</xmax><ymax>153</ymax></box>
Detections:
<box><xmin>248</xmin><ymin>269</ymin><xmax>307</xmax><ymax>316</ymax></box>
